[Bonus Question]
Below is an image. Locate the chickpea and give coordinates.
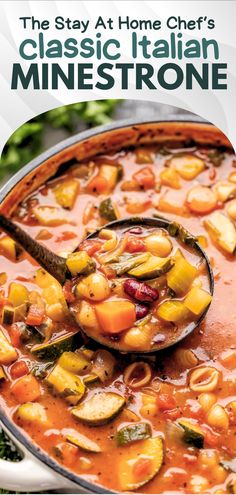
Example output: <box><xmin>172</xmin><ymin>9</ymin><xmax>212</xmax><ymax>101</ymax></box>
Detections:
<box><xmin>142</xmin><ymin>394</ymin><xmax>157</xmax><ymax>406</ymax></box>
<box><xmin>123</xmin><ymin>326</ymin><xmax>152</xmax><ymax>349</ymax></box>
<box><xmin>76</xmin><ymin>273</ymin><xmax>110</xmax><ymax>301</ymax></box>
<box><xmin>79</xmin><ymin>456</ymin><xmax>93</xmax><ymax>471</ymax></box>
<box><xmin>198</xmin><ymin>449</ymin><xmax>219</xmax><ymax>469</ymax></box>
<box><xmin>211</xmin><ymin>465</ymin><xmax>227</xmax><ymax>484</ymax></box>
<box><xmin>207</xmin><ymin>404</ymin><xmax>229</xmax><ymax>430</ymax></box>
<box><xmin>189</xmin><ymin>475</ymin><xmax>209</xmax><ymax>493</ymax></box>
<box><xmin>144</xmin><ymin>233</ymin><xmax>172</xmax><ymax>257</ymax></box>
<box><xmin>140</xmin><ymin>403</ymin><xmax>158</xmax><ymax>418</ymax></box>
<box><xmin>76</xmin><ymin>300</ymin><xmax>98</xmax><ymax>328</ymax></box>
<box><xmin>198</xmin><ymin>393</ymin><xmax>217</xmax><ymax>413</ymax></box>
<box><xmin>46</xmin><ymin>302</ymin><xmax>64</xmax><ymax>322</ymax></box>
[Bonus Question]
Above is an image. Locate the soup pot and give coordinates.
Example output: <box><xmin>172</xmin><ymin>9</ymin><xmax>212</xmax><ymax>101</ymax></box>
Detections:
<box><xmin>0</xmin><ymin>116</ymin><xmax>232</xmax><ymax>493</ymax></box>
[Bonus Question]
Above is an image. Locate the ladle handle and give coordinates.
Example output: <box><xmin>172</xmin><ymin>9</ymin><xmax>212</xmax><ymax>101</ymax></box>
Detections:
<box><xmin>0</xmin><ymin>214</ymin><xmax>68</xmax><ymax>285</ymax></box>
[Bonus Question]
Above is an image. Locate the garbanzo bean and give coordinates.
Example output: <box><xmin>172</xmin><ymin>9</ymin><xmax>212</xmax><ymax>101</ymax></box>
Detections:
<box><xmin>76</xmin><ymin>273</ymin><xmax>110</xmax><ymax>302</ymax></box>
<box><xmin>198</xmin><ymin>393</ymin><xmax>217</xmax><ymax>413</ymax></box>
<box><xmin>76</xmin><ymin>300</ymin><xmax>98</xmax><ymax>328</ymax></box>
<box><xmin>198</xmin><ymin>449</ymin><xmax>219</xmax><ymax>469</ymax></box>
<box><xmin>189</xmin><ymin>475</ymin><xmax>209</xmax><ymax>493</ymax></box>
<box><xmin>140</xmin><ymin>403</ymin><xmax>158</xmax><ymax>418</ymax></box>
<box><xmin>207</xmin><ymin>404</ymin><xmax>229</xmax><ymax>430</ymax></box>
<box><xmin>144</xmin><ymin>233</ymin><xmax>173</xmax><ymax>257</ymax></box>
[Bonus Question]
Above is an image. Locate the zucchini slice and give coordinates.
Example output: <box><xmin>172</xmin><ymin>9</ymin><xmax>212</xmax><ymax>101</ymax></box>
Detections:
<box><xmin>167</xmin><ymin>256</ymin><xmax>197</xmax><ymax>295</ymax></box>
<box><xmin>46</xmin><ymin>363</ymin><xmax>85</xmax><ymax>405</ymax></box>
<box><xmin>177</xmin><ymin>419</ymin><xmax>204</xmax><ymax>448</ymax></box>
<box><xmin>128</xmin><ymin>255</ymin><xmax>173</xmax><ymax>280</ymax></box>
<box><xmin>118</xmin><ymin>436</ymin><xmax>163</xmax><ymax>491</ymax></box>
<box><xmin>72</xmin><ymin>392</ymin><xmax>125</xmax><ymax>426</ymax></box>
<box><xmin>15</xmin><ymin>402</ymin><xmax>48</xmax><ymax>425</ymax></box>
<box><xmin>2</xmin><ymin>303</ymin><xmax>29</xmax><ymax>325</ymax></box>
<box><xmin>54</xmin><ymin>179</ymin><xmax>79</xmax><ymax>210</ymax></box>
<box><xmin>99</xmin><ymin>198</ymin><xmax>118</xmax><ymax>221</ymax></box>
<box><xmin>0</xmin><ymin>329</ymin><xmax>18</xmax><ymax>365</ymax></box>
<box><xmin>66</xmin><ymin>251</ymin><xmax>96</xmax><ymax>277</ymax></box>
<box><xmin>117</xmin><ymin>422</ymin><xmax>151</xmax><ymax>446</ymax></box>
<box><xmin>63</xmin><ymin>428</ymin><xmax>101</xmax><ymax>453</ymax></box>
<box><xmin>58</xmin><ymin>351</ymin><xmax>90</xmax><ymax>374</ymax></box>
<box><xmin>30</xmin><ymin>332</ymin><xmax>79</xmax><ymax>360</ymax></box>
<box><xmin>109</xmin><ymin>252</ymin><xmax>150</xmax><ymax>276</ymax></box>
<box><xmin>2</xmin><ymin>306</ymin><xmax>14</xmax><ymax>325</ymax></box>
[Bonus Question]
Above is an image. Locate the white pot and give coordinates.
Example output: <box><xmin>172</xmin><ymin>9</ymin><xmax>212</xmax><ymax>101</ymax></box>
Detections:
<box><xmin>0</xmin><ymin>421</ymin><xmax>90</xmax><ymax>493</ymax></box>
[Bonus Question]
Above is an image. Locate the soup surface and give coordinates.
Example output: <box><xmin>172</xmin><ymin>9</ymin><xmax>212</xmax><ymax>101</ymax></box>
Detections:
<box><xmin>1</xmin><ymin>142</ymin><xmax>236</xmax><ymax>493</ymax></box>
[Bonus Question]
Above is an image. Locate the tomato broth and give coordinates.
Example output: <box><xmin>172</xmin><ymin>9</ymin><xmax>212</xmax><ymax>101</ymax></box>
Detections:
<box><xmin>0</xmin><ymin>142</ymin><xmax>236</xmax><ymax>493</ymax></box>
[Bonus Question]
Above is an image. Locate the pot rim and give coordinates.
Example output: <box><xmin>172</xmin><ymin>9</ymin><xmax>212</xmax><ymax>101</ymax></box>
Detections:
<box><xmin>0</xmin><ymin>114</ymin><xmax>213</xmax><ymax>205</ymax></box>
<box><xmin>0</xmin><ymin>114</ymin><xmax>229</xmax><ymax>493</ymax></box>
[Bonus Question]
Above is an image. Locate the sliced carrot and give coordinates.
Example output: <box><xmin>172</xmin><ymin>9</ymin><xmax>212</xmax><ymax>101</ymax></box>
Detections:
<box><xmin>133</xmin><ymin>167</ymin><xmax>155</xmax><ymax>190</ymax></box>
<box><xmin>10</xmin><ymin>361</ymin><xmax>29</xmax><ymax>380</ymax></box>
<box><xmin>201</xmin><ymin>426</ymin><xmax>220</xmax><ymax>447</ymax></box>
<box><xmin>186</xmin><ymin>185</ymin><xmax>217</xmax><ymax>214</ymax></box>
<box><xmin>9</xmin><ymin>324</ymin><xmax>21</xmax><ymax>348</ymax></box>
<box><xmin>79</xmin><ymin>239</ymin><xmax>102</xmax><ymax>257</ymax></box>
<box><xmin>25</xmin><ymin>304</ymin><xmax>45</xmax><ymax>326</ymax></box>
<box><xmin>86</xmin><ymin>176</ymin><xmax>108</xmax><ymax>194</ymax></box>
<box><xmin>11</xmin><ymin>374</ymin><xmax>41</xmax><ymax>403</ymax></box>
<box><xmin>156</xmin><ymin>394</ymin><xmax>177</xmax><ymax>411</ymax></box>
<box><xmin>126</xmin><ymin>236</ymin><xmax>146</xmax><ymax>253</ymax></box>
<box><xmin>95</xmin><ymin>300</ymin><xmax>136</xmax><ymax>334</ymax></box>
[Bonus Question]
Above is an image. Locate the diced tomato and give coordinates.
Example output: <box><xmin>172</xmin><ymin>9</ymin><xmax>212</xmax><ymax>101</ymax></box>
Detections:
<box><xmin>63</xmin><ymin>280</ymin><xmax>76</xmax><ymax>304</ymax></box>
<box><xmin>163</xmin><ymin>407</ymin><xmax>182</xmax><ymax>420</ymax></box>
<box><xmin>11</xmin><ymin>374</ymin><xmax>41</xmax><ymax>403</ymax></box>
<box><xmin>100</xmin><ymin>264</ymin><xmax>116</xmax><ymax>279</ymax></box>
<box><xmin>133</xmin><ymin>167</ymin><xmax>155</xmax><ymax>190</ymax></box>
<box><xmin>25</xmin><ymin>304</ymin><xmax>45</xmax><ymax>326</ymax></box>
<box><xmin>56</xmin><ymin>231</ymin><xmax>77</xmax><ymax>242</ymax></box>
<box><xmin>126</xmin><ymin>236</ymin><xmax>146</xmax><ymax>253</ymax></box>
<box><xmin>156</xmin><ymin>394</ymin><xmax>177</xmax><ymax>411</ymax></box>
<box><xmin>86</xmin><ymin>176</ymin><xmax>108</xmax><ymax>194</ymax></box>
<box><xmin>133</xmin><ymin>458</ymin><xmax>152</xmax><ymax>478</ymax></box>
<box><xmin>184</xmin><ymin>401</ymin><xmax>204</xmax><ymax>420</ymax></box>
<box><xmin>202</xmin><ymin>426</ymin><xmax>220</xmax><ymax>448</ymax></box>
<box><xmin>79</xmin><ymin>239</ymin><xmax>102</xmax><ymax>257</ymax></box>
<box><xmin>9</xmin><ymin>324</ymin><xmax>21</xmax><ymax>348</ymax></box>
<box><xmin>55</xmin><ymin>442</ymin><xmax>78</xmax><ymax>467</ymax></box>
<box><xmin>10</xmin><ymin>361</ymin><xmax>29</xmax><ymax>380</ymax></box>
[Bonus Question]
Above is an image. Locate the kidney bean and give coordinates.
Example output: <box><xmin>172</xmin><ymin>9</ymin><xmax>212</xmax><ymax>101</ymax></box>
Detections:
<box><xmin>123</xmin><ymin>278</ymin><xmax>159</xmax><ymax>302</ymax></box>
<box><xmin>136</xmin><ymin>304</ymin><xmax>149</xmax><ymax>320</ymax></box>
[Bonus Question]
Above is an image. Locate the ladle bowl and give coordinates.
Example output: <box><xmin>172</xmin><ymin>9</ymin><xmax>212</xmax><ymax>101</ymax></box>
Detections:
<box><xmin>0</xmin><ymin>213</ymin><xmax>214</xmax><ymax>353</ymax></box>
